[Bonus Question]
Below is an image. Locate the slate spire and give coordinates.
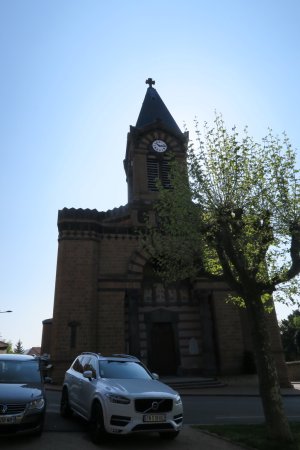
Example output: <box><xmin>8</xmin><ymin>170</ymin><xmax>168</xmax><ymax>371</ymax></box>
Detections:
<box><xmin>136</xmin><ymin>78</ymin><xmax>182</xmax><ymax>135</ymax></box>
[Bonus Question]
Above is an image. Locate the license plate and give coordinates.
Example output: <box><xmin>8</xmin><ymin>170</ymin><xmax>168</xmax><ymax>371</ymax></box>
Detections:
<box><xmin>143</xmin><ymin>414</ymin><xmax>166</xmax><ymax>423</ymax></box>
<box><xmin>0</xmin><ymin>416</ymin><xmax>16</xmax><ymax>424</ymax></box>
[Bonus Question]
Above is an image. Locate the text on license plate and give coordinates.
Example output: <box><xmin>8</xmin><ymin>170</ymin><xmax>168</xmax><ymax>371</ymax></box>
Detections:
<box><xmin>0</xmin><ymin>416</ymin><xmax>17</xmax><ymax>424</ymax></box>
<box><xmin>143</xmin><ymin>414</ymin><xmax>166</xmax><ymax>423</ymax></box>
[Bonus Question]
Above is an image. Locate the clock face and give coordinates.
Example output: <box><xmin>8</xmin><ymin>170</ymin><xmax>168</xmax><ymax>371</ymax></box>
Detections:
<box><xmin>152</xmin><ymin>139</ymin><xmax>168</xmax><ymax>153</ymax></box>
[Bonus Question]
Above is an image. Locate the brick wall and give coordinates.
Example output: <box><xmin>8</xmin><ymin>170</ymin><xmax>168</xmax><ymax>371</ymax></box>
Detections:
<box><xmin>96</xmin><ymin>290</ymin><xmax>125</xmax><ymax>353</ymax></box>
<box><xmin>212</xmin><ymin>290</ymin><xmax>245</xmax><ymax>374</ymax></box>
<box><xmin>50</xmin><ymin>237</ymin><xmax>99</xmax><ymax>382</ymax></box>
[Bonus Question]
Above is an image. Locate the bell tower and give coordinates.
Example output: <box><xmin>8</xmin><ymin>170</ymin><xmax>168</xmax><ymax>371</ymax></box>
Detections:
<box><xmin>124</xmin><ymin>79</ymin><xmax>189</xmax><ymax>210</ymax></box>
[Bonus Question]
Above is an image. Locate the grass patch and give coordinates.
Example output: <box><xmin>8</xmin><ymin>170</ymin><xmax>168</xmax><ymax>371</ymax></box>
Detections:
<box><xmin>196</xmin><ymin>423</ymin><xmax>300</xmax><ymax>450</ymax></box>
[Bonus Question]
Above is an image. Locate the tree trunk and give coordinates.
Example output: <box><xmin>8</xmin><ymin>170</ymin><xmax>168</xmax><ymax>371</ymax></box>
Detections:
<box><xmin>267</xmin><ymin>302</ymin><xmax>291</xmax><ymax>388</ymax></box>
<box><xmin>244</xmin><ymin>295</ymin><xmax>294</xmax><ymax>442</ymax></box>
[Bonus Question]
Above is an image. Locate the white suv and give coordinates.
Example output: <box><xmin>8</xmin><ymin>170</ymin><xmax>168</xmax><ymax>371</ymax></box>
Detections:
<box><xmin>60</xmin><ymin>352</ymin><xmax>183</xmax><ymax>443</ymax></box>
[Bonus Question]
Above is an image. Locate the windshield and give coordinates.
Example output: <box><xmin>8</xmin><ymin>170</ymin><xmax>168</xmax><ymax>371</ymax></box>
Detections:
<box><xmin>99</xmin><ymin>360</ymin><xmax>153</xmax><ymax>380</ymax></box>
<box><xmin>0</xmin><ymin>360</ymin><xmax>42</xmax><ymax>384</ymax></box>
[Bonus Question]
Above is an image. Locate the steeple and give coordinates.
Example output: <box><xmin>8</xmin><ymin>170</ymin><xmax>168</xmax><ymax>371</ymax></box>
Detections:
<box><xmin>136</xmin><ymin>78</ymin><xmax>182</xmax><ymax>135</ymax></box>
<box><xmin>124</xmin><ymin>79</ymin><xmax>188</xmax><ymax>207</ymax></box>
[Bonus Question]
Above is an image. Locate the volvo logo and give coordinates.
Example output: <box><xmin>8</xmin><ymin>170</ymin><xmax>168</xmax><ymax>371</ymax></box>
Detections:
<box><xmin>0</xmin><ymin>404</ymin><xmax>8</xmax><ymax>414</ymax></box>
<box><xmin>151</xmin><ymin>401</ymin><xmax>159</xmax><ymax>411</ymax></box>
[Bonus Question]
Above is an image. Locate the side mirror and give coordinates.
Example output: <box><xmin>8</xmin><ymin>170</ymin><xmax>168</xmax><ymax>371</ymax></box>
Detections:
<box><xmin>152</xmin><ymin>372</ymin><xmax>159</xmax><ymax>380</ymax></box>
<box><xmin>83</xmin><ymin>370</ymin><xmax>93</xmax><ymax>380</ymax></box>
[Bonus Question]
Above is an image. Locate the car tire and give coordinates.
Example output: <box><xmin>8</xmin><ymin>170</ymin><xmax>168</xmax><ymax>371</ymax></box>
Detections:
<box><xmin>90</xmin><ymin>402</ymin><xmax>106</xmax><ymax>444</ymax></box>
<box><xmin>159</xmin><ymin>431</ymin><xmax>180</xmax><ymax>440</ymax></box>
<box><xmin>60</xmin><ymin>387</ymin><xmax>72</xmax><ymax>417</ymax></box>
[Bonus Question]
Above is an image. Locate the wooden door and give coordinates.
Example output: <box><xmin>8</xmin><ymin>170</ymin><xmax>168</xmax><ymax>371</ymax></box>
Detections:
<box><xmin>149</xmin><ymin>322</ymin><xmax>177</xmax><ymax>375</ymax></box>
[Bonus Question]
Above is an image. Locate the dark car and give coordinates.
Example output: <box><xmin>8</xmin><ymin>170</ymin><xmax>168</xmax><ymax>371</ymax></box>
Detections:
<box><xmin>0</xmin><ymin>354</ymin><xmax>47</xmax><ymax>436</ymax></box>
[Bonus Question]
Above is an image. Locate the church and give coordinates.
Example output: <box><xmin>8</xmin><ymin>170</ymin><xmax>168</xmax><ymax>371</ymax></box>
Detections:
<box><xmin>41</xmin><ymin>79</ymin><xmax>287</xmax><ymax>383</ymax></box>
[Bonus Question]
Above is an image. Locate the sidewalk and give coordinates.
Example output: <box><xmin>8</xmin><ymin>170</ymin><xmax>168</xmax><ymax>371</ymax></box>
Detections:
<box><xmin>0</xmin><ymin>427</ymin><xmax>247</xmax><ymax>450</ymax></box>
<box><xmin>175</xmin><ymin>374</ymin><xmax>300</xmax><ymax>396</ymax></box>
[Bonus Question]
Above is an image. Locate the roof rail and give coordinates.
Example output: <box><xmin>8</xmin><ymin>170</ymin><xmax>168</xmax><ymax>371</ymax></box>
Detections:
<box><xmin>111</xmin><ymin>354</ymin><xmax>139</xmax><ymax>360</ymax></box>
<box><xmin>81</xmin><ymin>352</ymin><xmax>102</xmax><ymax>356</ymax></box>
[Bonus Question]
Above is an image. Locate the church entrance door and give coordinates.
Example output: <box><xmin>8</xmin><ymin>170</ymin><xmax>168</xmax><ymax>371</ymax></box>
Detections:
<box><xmin>149</xmin><ymin>322</ymin><xmax>177</xmax><ymax>375</ymax></box>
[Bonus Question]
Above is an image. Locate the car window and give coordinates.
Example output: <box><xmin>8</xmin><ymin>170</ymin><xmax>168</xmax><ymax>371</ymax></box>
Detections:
<box><xmin>0</xmin><ymin>360</ymin><xmax>42</xmax><ymax>384</ymax></box>
<box><xmin>85</xmin><ymin>357</ymin><xmax>97</xmax><ymax>378</ymax></box>
<box><xmin>81</xmin><ymin>356</ymin><xmax>96</xmax><ymax>378</ymax></box>
<box><xmin>72</xmin><ymin>357</ymin><xmax>83</xmax><ymax>373</ymax></box>
<box><xmin>98</xmin><ymin>361</ymin><xmax>152</xmax><ymax>379</ymax></box>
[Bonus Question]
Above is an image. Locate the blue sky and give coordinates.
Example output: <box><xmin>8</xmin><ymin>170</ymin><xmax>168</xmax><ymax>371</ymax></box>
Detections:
<box><xmin>0</xmin><ymin>0</ymin><xmax>299</xmax><ymax>348</ymax></box>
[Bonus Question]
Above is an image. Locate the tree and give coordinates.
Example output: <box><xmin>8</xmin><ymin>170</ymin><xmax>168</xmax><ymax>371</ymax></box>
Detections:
<box><xmin>280</xmin><ymin>310</ymin><xmax>300</xmax><ymax>361</ymax></box>
<box><xmin>144</xmin><ymin>115</ymin><xmax>300</xmax><ymax>443</ymax></box>
<box><xmin>14</xmin><ymin>339</ymin><xmax>25</xmax><ymax>354</ymax></box>
<box><xmin>5</xmin><ymin>340</ymin><xmax>13</xmax><ymax>354</ymax></box>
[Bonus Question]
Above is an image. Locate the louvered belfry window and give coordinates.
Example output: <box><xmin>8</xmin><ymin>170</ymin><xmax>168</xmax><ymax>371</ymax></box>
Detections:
<box><xmin>161</xmin><ymin>160</ymin><xmax>171</xmax><ymax>188</ymax></box>
<box><xmin>147</xmin><ymin>159</ymin><xmax>159</xmax><ymax>190</ymax></box>
<box><xmin>147</xmin><ymin>158</ymin><xmax>171</xmax><ymax>191</ymax></box>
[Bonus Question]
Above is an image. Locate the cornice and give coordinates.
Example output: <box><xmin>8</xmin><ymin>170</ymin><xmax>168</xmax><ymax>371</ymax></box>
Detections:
<box><xmin>58</xmin><ymin>204</ymin><xmax>130</xmax><ymax>222</ymax></box>
<box><xmin>57</xmin><ymin>204</ymin><xmax>141</xmax><ymax>240</ymax></box>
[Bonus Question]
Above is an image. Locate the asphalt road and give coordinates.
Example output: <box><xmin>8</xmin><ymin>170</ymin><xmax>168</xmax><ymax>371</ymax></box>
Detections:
<box><xmin>45</xmin><ymin>389</ymin><xmax>300</xmax><ymax>429</ymax></box>
<box><xmin>183</xmin><ymin>394</ymin><xmax>300</xmax><ymax>424</ymax></box>
<box><xmin>1</xmin><ymin>391</ymin><xmax>300</xmax><ymax>450</ymax></box>
<box><xmin>1</xmin><ymin>390</ymin><xmax>242</xmax><ymax>450</ymax></box>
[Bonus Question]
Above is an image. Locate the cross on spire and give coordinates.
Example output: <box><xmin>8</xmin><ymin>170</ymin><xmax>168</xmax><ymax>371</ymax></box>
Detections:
<box><xmin>145</xmin><ymin>77</ymin><xmax>155</xmax><ymax>88</ymax></box>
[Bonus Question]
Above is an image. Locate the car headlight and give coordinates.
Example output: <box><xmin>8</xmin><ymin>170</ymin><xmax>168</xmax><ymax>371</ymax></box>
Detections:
<box><xmin>105</xmin><ymin>393</ymin><xmax>130</xmax><ymax>404</ymax></box>
<box><xmin>174</xmin><ymin>394</ymin><xmax>182</xmax><ymax>405</ymax></box>
<box><xmin>27</xmin><ymin>397</ymin><xmax>45</xmax><ymax>410</ymax></box>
